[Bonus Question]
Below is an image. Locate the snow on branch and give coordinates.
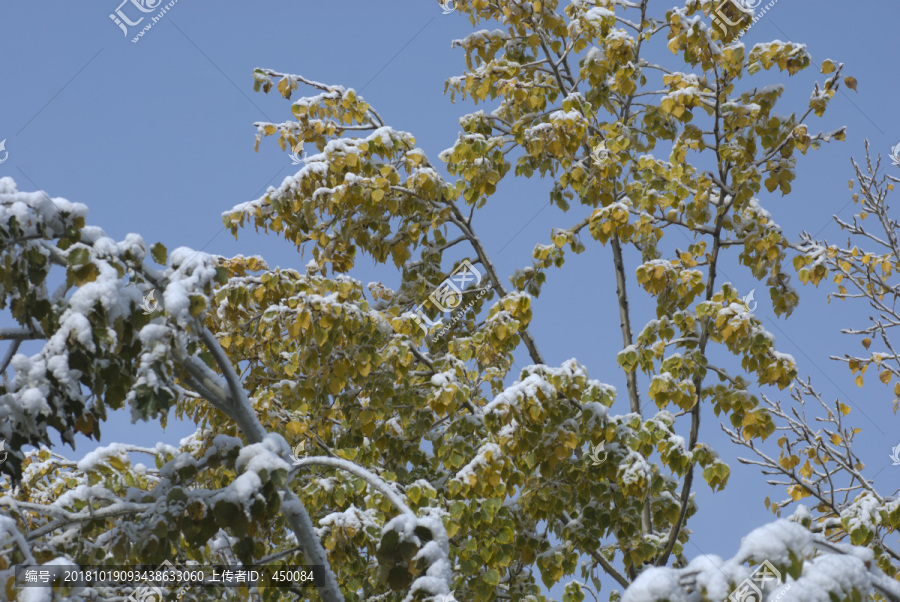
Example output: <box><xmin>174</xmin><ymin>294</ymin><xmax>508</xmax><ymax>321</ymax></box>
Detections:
<box><xmin>623</xmin><ymin>512</ymin><xmax>900</xmax><ymax>602</ymax></box>
<box><xmin>292</xmin><ymin>455</ymin><xmax>412</xmax><ymax>516</ymax></box>
<box><xmin>292</xmin><ymin>456</ymin><xmax>453</xmax><ymax>600</ymax></box>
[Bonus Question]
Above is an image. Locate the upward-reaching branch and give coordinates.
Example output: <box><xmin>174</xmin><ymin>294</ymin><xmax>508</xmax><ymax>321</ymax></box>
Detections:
<box><xmin>192</xmin><ymin>324</ymin><xmax>345</xmax><ymax>602</ymax></box>
<box><xmin>612</xmin><ymin>0</ymin><xmax>653</xmax><ymax>543</ymax></box>
<box><xmin>657</xmin><ymin>64</ymin><xmax>728</xmax><ymax>567</ymax></box>
<box><xmin>445</xmin><ymin>202</ymin><xmax>545</xmax><ymax>365</ymax></box>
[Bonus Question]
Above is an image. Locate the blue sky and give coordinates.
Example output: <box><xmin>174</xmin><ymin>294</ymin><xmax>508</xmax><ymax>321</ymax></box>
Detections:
<box><xmin>2</xmin><ymin>0</ymin><xmax>900</xmax><ymax>595</ymax></box>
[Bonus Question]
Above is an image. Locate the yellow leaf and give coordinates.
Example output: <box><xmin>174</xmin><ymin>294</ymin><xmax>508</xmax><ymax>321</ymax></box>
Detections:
<box><xmin>881</xmin><ymin>370</ymin><xmax>892</xmax><ymax>385</ymax></box>
<box><xmin>862</xmin><ymin>338</ymin><xmax>871</xmax><ymax>349</ymax></box>
<box><xmin>844</xmin><ymin>76</ymin><xmax>857</xmax><ymax>91</ymax></box>
<box><xmin>288</xmin><ymin>321</ymin><xmax>301</xmax><ymax>338</ymax></box>
<box><xmin>780</xmin><ymin>454</ymin><xmax>799</xmax><ymax>470</ymax></box>
<box><xmin>830</xmin><ymin>433</ymin><xmax>842</xmax><ymax>445</ymax></box>
<box><xmin>788</xmin><ymin>485</ymin><xmax>811</xmax><ymax>500</ymax></box>
<box><xmin>855</xmin><ymin>374</ymin><xmax>864</xmax><ymax>388</ymax></box>
<box><xmin>838</xmin><ymin>402</ymin><xmax>850</xmax><ymax>416</ymax></box>
<box><xmin>286</xmin><ymin>421</ymin><xmax>304</xmax><ymax>438</ymax></box>
<box><xmin>800</xmin><ymin>459</ymin><xmax>812</xmax><ymax>479</ymax></box>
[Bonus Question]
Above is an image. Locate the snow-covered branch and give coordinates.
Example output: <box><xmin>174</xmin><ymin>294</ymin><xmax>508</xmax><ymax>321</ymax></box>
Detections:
<box><xmin>292</xmin><ymin>455</ymin><xmax>413</xmax><ymax>517</ymax></box>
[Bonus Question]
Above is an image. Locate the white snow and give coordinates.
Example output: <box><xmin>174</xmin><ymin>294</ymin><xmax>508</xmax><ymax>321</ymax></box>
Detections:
<box><xmin>454</xmin><ymin>443</ymin><xmax>502</xmax><ymax>486</ymax></box>
<box><xmin>622</xmin><ymin>516</ymin><xmax>893</xmax><ymax>601</ymax></box>
<box><xmin>76</xmin><ymin>442</ymin><xmax>130</xmax><ymax>472</ymax></box>
<box><xmin>484</xmin><ymin>374</ymin><xmax>556</xmax><ymax>418</ymax></box>
<box><xmin>379</xmin><ymin>511</ymin><xmax>453</xmax><ymax>601</ymax></box>
<box><xmin>318</xmin><ymin>504</ymin><xmax>378</xmax><ymax>536</ymax></box>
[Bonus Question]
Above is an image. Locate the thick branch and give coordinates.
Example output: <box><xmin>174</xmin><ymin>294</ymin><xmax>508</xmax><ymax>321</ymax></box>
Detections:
<box><xmin>192</xmin><ymin>325</ymin><xmax>344</xmax><ymax>602</ymax></box>
<box><xmin>611</xmin><ymin>234</ymin><xmax>641</xmax><ymax>415</ymax></box>
<box><xmin>588</xmin><ymin>547</ymin><xmax>630</xmax><ymax>589</ymax></box>
<box><xmin>1</xmin><ymin>339</ymin><xmax>21</xmax><ymax>376</ymax></box>
<box><xmin>0</xmin><ymin>328</ymin><xmax>41</xmax><ymax>341</ymax></box>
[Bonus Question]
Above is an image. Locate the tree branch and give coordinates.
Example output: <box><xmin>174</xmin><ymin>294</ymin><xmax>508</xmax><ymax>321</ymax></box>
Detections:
<box><xmin>0</xmin><ymin>339</ymin><xmax>21</xmax><ymax>377</ymax></box>
<box><xmin>193</xmin><ymin>325</ymin><xmax>344</xmax><ymax>602</ymax></box>
<box><xmin>0</xmin><ymin>328</ymin><xmax>41</xmax><ymax>341</ymax></box>
<box><xmin>291</xmin><ymin>456</ymin><xmax>414</xmax><ymax>517</ymax></box>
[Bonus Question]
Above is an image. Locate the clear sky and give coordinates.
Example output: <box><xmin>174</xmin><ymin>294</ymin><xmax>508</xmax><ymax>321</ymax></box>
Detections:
<box><xmin>2</xmin><ymin>0</ymin><xmax>900</xmax><ymax>595</ymax></box>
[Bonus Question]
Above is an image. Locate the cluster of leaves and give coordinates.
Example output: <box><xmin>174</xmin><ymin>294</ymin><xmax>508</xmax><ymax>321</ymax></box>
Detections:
<box><xmin>3</xmin><ymin>434</ymin><xmax>294</xmax><ymax>600</ymax></box>
<box><xmin>0</xmin><ymin>178</ymin><xmax>364</xmax><ymax>601</ymax></box>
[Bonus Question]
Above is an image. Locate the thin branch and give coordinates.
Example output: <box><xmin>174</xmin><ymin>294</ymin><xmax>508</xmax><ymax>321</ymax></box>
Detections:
<box><xmin>291</xmin><ymin>456</ymin><xmax>413</xmax><ymax>517</ymax></box>
<box><xmin>0</xmin><ymin>339</ymin><xmax>21</xmax><ymax>377</ymax></box>
<box><xmin>0</xmin><ymin>328</ymin><xmax>41</xmax><ymax>341</ymax></box>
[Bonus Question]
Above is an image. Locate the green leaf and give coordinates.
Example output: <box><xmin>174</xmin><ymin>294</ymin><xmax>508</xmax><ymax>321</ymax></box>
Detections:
<box><xmin>67</xmin><ymin>247</ymin><xmax>90</xmax><ymax>267</ymax></box>
<box><xmin>484</xmin><ymin>568</ymin><xmax>500</xmax><ymax>586</ymax></box>
<box><xmin>407</xmin><ymin>484</ymin><xmax>421</xmax><ymax>505</ymax></box>
<box><xmin>150</xmin><ymin>242</ymin><xmax>167</xmax><ymax>266</ymax></box>
<box><xmin>189</xmin><ymin>294</ymin><xmax>207</xmax><ymax>317</ymax></box>
<box><xmin>70</xmin><ymin>263</ymin><xmax>100</xmax><ymax>286</ymax></box>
